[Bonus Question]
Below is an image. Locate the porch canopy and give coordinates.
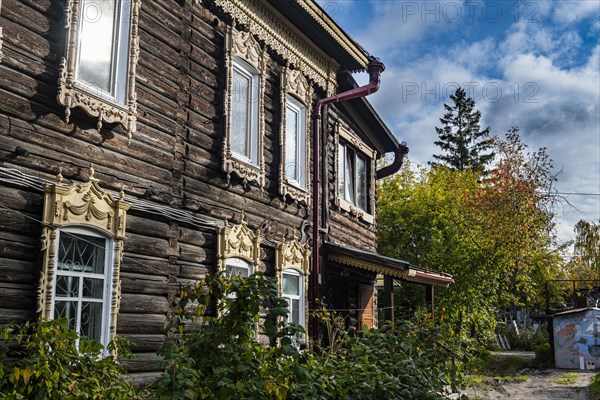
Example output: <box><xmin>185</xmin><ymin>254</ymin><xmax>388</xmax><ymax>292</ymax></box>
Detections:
<box><xmin>324</xmin><ymin>242</ymin><xmax>454</xmax><ymax>322</ymax></box>
<box><xmin>324</xmin><ymin>242</ymin><xmax>454</xmax><ymax>287</ymax></box>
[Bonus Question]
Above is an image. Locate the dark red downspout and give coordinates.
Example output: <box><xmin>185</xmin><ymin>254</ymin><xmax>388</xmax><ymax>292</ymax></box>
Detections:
<box><xmin>311</xmin><ymin>57</ymin><xmax>385</xmax><ymax>340</ymax></box>
<box><xmin>376</xmin><ymin>141</ymin><xmax>409</xmax><ymax>180</ymax></box>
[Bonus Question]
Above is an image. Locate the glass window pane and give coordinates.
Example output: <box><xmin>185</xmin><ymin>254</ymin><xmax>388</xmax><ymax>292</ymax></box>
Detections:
<box><xmin>357</xmin><ymin>154</ymin><xmax>367</xmax><ymax>211</ymax></box>
<box><xmin>83</xmin><ymin>277</ymin><xmax>104</xmax><ymax>299</ymax></box>
<box><xmin>56</xmin><ymin>275</ymin><xmax>79</xmax><ymax>298</ymax></box>
<box><xmin>283</xmin><ymin>273</ymin><xmax>300</xmax><ymax>296</ymax></box>
<box><xmin>338</xmin><ymin>143</ymin><xmax>345</xmax><ymax>200</ymax></box>
<box><xmin>80</xmin><ymin>301</ymin><xmax>103</xmax><ymax>342</ymax></box>
<box><xmin>54</xmin><ymin>300</ymin><xmax>77</xmax><ymax>331</ymax></box>
<box><xmin>285</xmin><ymin>104</ymin><xmax>299</xmax><ymax>181</ymax></box>
<box><xmin>77</xmin><ymin>0</ymin><xmax>117</xmax><ymax>93</ymax></box>
<box><xmin>345</xmin><ymin>147</ymin><xmax>355</xmax><ymax>204</ymax></box>
<box><xmin>226</xmin><ymin>265</ymin><xmax>249</xmax><ymax>278</ymax></box>
<box><xmin>231</xmin><ymin>67</ymin><xmax>251</xmax><ymax>158</ymax></box>
<box><xmin>292</xmin><ymin>299</ymin><xmax>300</xmax><ymax>325</ymax></box>
<box><xmin>58</xmin><ymin>233</ymin><xmax>105</xmax><ymax>274</ymax></box>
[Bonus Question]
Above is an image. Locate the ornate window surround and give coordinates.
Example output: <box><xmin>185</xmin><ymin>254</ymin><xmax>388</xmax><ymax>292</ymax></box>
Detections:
<box><xmin>334</xmin><ymin>124</ymin><xmax>377</xmax><ymax>224</ymax></box>
<box><xmin>213</xmin><ymin>0</ymin><xmax>339</xmax><ymax>95</ymax></box>
<box><xmin>223</xmin><ymin>25</ymin><xmax>266</xmax><ymax>190</ymax></box>
<box><xmin>279</xmin><ymin>67</ymin><xmax>312</xmax><ymax>205</ymax></box>
<box><xmin>216</xmin><ymin>212</ymin><xmax>262</xmax><ymax>274</ymax></box>
<box><xmin>275</xmin><ymin>238</ymin><xmax>310</xmax><ymax>332</ymax></box>
<box><xmin>38</xmin><ymin>166</ymin><xmax>130</xmax><ymax>349</ymax></box>
<box><xmin>57</xmin><ymin>0</ymin><xmax>140</xmax><ymax>142</ymax></box>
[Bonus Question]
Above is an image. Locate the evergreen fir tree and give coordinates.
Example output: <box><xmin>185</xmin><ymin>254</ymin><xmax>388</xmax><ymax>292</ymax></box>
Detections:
<box><xmin>430</xmin><ymin>87</ymin><xmax>494</xmax><ymax>173</ymax></box>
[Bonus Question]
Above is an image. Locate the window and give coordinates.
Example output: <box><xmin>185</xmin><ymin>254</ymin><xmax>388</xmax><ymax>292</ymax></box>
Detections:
<box><xmin>282</xmin><ymin>269</ymin><xmax>304</xmax><ymax>327</ymax></box>
<box><xmin>225</xmin><ymin>257</ymin><xmax>254</xmax><ymax>279</ymax></box>
<box><xmin>57</xmin><ymin>0</ymin><xmax>140</xmax><ymax>139</ymax></box>
<box><xmin>223</xmin><ymin>26</ymin><xmax>266</xmax><ymax>188</ymax></box>
<box><xmin>284</xmin><ymin>96</ymin><xmax>307</xmax><ymax>189</ymax></box>
<box><xmin>338</xmin><ymin>142</ymin><xmax>368</xmax><ymax>212</ymax></box>
<box><xmin>52</xmin><ymin>227</ymin><xmax>114</xmax><ymax>349</ymax></box>
<box><xmin>37</xmin><ymin>166</ymin><xmax>130</xmax><ymax>355</ymax></box>
<box><xmin>231</xmin><ymin>59</ymin><xmax>260</xmax><ymax>165</ymax></box>
<box><xmin>279</xmin><ymin>68</ymin><xmax>312</xmax><ymax>204</ymax></box>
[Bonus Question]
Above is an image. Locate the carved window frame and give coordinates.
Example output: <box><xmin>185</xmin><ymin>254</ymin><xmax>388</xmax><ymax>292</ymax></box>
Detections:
<box><xmin>279</xmin><ymin>67</ymin><xmax>312</xmax><ymax>205</ymax></box>
<box><xmin>38</xmin><ymin>167</ymin><xmax>130</xmax><ymax>353</ymax></box>
<box><xmin>216</xmin><ymin>213</ymin><xmax>262</xmax><ymax>274</ymax></box>
<box><xmin>57</xmin><ymin>0</ymin><xmax>140</xmax><ymax>142</ymax></box>
<box><xmin>334</xmin><ymin>124</ymin><xmax>377</xmax><ymax>224</ymax></box>
<box><xmin>223</xmin><ymin>25</ymin><xmax>266</xmax><ymax>190</ymax></box>
<box><xmin>275</xmin><ymin>238</ymin><xmax>310</xmax><ymax>332</ymax></box>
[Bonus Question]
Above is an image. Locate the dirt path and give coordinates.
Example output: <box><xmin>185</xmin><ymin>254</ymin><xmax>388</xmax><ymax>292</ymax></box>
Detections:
<box><xmin>461</xmin><ymin>369</ymin><xmax>595</xmax><ymax>400</ymax></box>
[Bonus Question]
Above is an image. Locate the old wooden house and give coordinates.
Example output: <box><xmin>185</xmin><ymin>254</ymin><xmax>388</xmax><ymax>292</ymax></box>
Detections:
<box><xmin>0</xmin><ymin>0</ymin><xmax>453</xmax><ymax>382</ymax></box>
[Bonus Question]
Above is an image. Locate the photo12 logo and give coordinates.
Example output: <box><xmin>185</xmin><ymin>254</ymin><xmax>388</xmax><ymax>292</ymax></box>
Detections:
<box><xmin>398</xmin><ymin>1</ymin><xmax>539</xmax><ymax>24</ymax></box>
<box><xmin>401</xmin><ymin>81</ymin><xmax>539</xmax><ymax>103</ymax></box>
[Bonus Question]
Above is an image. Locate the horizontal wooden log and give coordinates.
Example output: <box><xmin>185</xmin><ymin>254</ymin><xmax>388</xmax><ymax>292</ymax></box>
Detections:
<box><xmin>121</xmin><ymin>273</ymin><xmax>170</xmax><ymax>296</ymax></box>
<box><xmin>121</xmin><ymin>352</ymin><xmax>163</xmax><ymax>373</ymax></box>
<box><xmin>0</xmin><ymin>283</ymin><xmax>37</xmax><ymax>311</ymax></box>
<box><xmin>124</xmin><ymin>232</ymin><xmax>173</xmax><ymax>258</ymax></box>
<box><xmin>117</xmin><ymin>313</ymin><xmax>166</xmax><ymax>334</ymax></box>
<box><xmin>0</xmin><ymin>308</ymin><xmax>36</xmax><ymax>324</ymax></box>
<box><xmin>120</xmin><ymin>255</ymin><xmax>179</xmax><ymax>277</ymax></box>
<box><xmin>120</xmin><ymin>293</ymin><xmax>170</xmax><ymax>315</ymax></box>
<box><xmin>121</xmin><ymin>334</ymin><xmax>166</xmax><ymax>353</ymax></box>
<box><xmin>0</xmin><ymin>258</ymin><xmax>38</xmax><ymax>284</ymax></box>
<box><xmin>125</xmin><ymin>372</ymin><xmax>163</xmax><ymax>389</ymax></box>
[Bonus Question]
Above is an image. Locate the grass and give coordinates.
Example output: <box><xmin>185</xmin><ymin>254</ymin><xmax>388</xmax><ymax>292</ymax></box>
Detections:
<box><xmin>551</xmin><ymin>372</ymin><xmax>579</xmax><ymax>385</ymax></box>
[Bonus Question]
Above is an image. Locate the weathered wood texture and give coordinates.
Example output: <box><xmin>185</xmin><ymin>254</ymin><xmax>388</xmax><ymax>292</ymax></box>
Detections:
<box><xmin>0</xmin><ymin>0</ymin><xmax>382</xmax><ymax>376</ymax></box>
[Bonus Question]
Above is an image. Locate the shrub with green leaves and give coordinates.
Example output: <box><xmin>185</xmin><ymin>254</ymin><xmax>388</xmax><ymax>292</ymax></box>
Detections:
<box><xmin>0</xmin><ymin>318</ymin><xmax>143</xmax><ymax>399</ymax></box>
<box><xmin>153</xmin><ymin>273</ymin><xmax>466</xmax><ymax>400</ymax></box>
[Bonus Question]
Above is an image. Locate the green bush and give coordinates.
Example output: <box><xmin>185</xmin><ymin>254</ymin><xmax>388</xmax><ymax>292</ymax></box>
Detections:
<box><xmin>505</xmin><ymin>326</ymin><xmax>548</xmax><ymax>351</ymax></box>
<box><xmin>0</xmin><ymin>319</ymin><xmax>144</xmax><ymax>399</ymax></box>
<box><xmin>533</xmin><ymin>342</ymin><xmax>554</xmax><ymax>369</ymax></box>
<box><xmin>153</xmin><ymin>273</ymin><xmax>467</xmax><ymax>400</ymax></box>
<box><xmin>589</xmin><ymin>372</ymin><xmax>600</xmax><ymax>399</ymax></box>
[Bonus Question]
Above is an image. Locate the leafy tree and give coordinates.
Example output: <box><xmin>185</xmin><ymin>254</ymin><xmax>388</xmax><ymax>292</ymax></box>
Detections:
<box><xmin>573</xmin><ymin>219</ymin><xmax>600</xmax><ymax>273</ymax></box>
<box><xmin>430</xmin><ymin>87</ymin><xmax>494</xmax><ymax>174</ymax></box>
<box><xmin>378</xmin><ymin>128</ymin><xmax>563</xmax><ymax>342</ymax></box>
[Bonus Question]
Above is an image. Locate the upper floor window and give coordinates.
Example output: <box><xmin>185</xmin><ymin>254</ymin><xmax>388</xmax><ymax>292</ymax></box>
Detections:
<box><xmin>53</xmin><ymin>227</ymin><xmax>114</xmax><ymax>349</ymax></box>
<box><xmin>338</xmin><ymin>142</ymin><xmax>368</xmax><ymax>212</ymax></box>
<box><xmin>335</xmin><ymin>125</ymin><xmax>376</xmax><ymax>224</ymax></box>
<box><xmin>279</xmin><ymin>68</ymin><xmax>312</xmax><ymax>204</ymax></box>
<box><xmin>284</xmin><ymin>95</ymin><xmax>307</xmax><ymax>189</ymax></box>
<box><xmin>231</xmin><ymin>59</ymin><xmax>260</xmax><ymax>165</ymax></box>
<box><xmin>223</xmin><ymin>26</ymin><xmax>266</xmax><ymax>189</ymax></box>
<box><xmin>57</xmin><ymin>0</ymin><xmax>140</xmax><ymax>140</ymax></box>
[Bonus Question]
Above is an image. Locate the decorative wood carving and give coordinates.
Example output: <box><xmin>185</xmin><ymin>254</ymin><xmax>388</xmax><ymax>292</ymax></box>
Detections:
<box><xmin>279</xmin><ymin>67</ymin><xmax>312</xmax><ymax>205</ymax></box>
<box><xmin>222</xmin><ymin>26</ymin><xmax>266</xmax><ymax>190</ymax></box>
<box><xmin>57</xmin><ymin>0</ymin><xmax>140</xmax><ymax>142</ymax></box>
<box><xmin>38</xmin><ymin>165</ymin><xmax>130</xmax><ymax>343</ymax></box>
<box><xmin>275</xmin><ymin>235</ymin><xmax>311</xmax><ymax>331</ymax></box>
<box><xmin>216</xmin><ymin>212</ymin><xmax>262</xmax><ymax>272</ymax></box>
<box><xmin>334</xmin><ymin>123</ymin><xmax>376</xmax><ymax>224</ymax></box>
<box><xmin>213</xmin><ymin>0</ymin><xmax>339</xmax><ymax>95</ymax></box>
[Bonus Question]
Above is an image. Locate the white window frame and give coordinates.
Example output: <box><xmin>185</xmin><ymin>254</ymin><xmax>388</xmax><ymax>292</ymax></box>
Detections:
<box><xmin>284</xmin><ymin>95</ymin><xmax>307</xmax><ymax>190</ymax></box>
<box><xmin>282</xmin><ymin>269</ymin><xmax>305</xmax><ymax>327</ymax></box>
<box><xmin>279</xmin><ymin>67</ymin><xmax>312</xmax><ymax>205</ymax></box>
<box><xmin>338</xmin><ymin>142</ymin><xmax>368</xmax><ymax>211</ymax></box>
<box><xmin>51</xmin><ymin>226</ymin><xmax>114</xmax><ymax>351</ymax></box>
<box><xmin>223</xmin><ymin>26</ymin><xmax>266</xmax><ymax>189</ymax></box>
<box><xmin>335</xmin><ymin>124</ymin><xmax>376</xmax><ymax>224</ymax></box>
<box><xmin>231</xmin><ymin>58</ymin><xmax>260</xmax><ymax>165</ymax></box>
<box><xmin>225</xmin><ymin>257</ymin><xmax>254</xmax><ymax>279</ymax></box>
<box><xmin>57</xmin><ymin>0</ymin><xmax>140</xmax><ymax>141</ymax></box>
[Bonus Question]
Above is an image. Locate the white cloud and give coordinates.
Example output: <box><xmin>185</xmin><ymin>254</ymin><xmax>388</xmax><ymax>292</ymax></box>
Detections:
<box><xmin>553</xmin><ymin>0</ymin><xmax>600</xmax><ymax>24</ymax></box>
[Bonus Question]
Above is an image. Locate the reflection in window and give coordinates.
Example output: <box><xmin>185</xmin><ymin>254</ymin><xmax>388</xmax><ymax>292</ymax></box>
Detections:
<box><xmin>338</xmin><ymin>142</ymin><xmax>369</xmax><ymax>211</ymax></box>
<box><xmin>282</xmin><ymin>270</ymin><xmax>304</xmax><ymax>327</ymax></box>
<box><xmin>231</xmin><ymin>59</ymin><xmax>259</xmax><ymax>165</ymax></box>
<box><xmin>75</xmin><ymin>0</ymin><xmax>132</xmax><ymax>104</ymax></box>
<box><xmin>53</xmin><ymin>229</ymin><xmax>112</xmax><ymax>347</ymax></box>
<box><xmin>285</xmin><ymin>96</ymin><xmax>306</xmax><ymax>188</ymax></box>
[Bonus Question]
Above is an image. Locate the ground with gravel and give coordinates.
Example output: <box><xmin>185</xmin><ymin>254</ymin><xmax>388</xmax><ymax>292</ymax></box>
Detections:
<box><xmin>460</xmin><ymin>368</ymin><xmax>595</xmax><ymax>400</ymax></box>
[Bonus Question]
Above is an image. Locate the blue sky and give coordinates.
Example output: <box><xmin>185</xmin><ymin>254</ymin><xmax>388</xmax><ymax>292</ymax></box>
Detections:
<box><xmin>318</xmin><ymin>0</ymin><xmax>600</xmax><ymax>246</ymax></box>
